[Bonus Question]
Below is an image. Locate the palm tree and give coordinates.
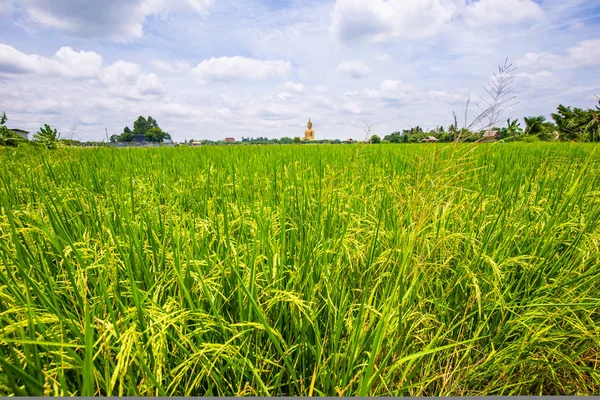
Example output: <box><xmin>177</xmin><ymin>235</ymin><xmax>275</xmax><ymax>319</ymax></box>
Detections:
<box><xmin>524</xmin><ymin>116</ymin><xmax>545</xmax><ymax>136</ymax></box>
<box><xmin>552</xmin><ymin>103</ymin><xmax>600</xmax><ymax>142</ymax></box>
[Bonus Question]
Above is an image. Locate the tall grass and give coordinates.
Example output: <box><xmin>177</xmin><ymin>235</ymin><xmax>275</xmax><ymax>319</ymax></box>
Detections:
<box><xmin>0</xmin><ymin>143</ymin><xmax>599</xmax><ymax>395</ymax></box>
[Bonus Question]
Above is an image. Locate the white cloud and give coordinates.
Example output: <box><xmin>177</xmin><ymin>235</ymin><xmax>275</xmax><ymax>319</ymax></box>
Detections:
<box><xmin>465</xmin><ymin>0</ymin><xmax>544</xmax><ymax>26</ymax></box>
<box><xmin>310</xmin><ymin>95</ymin><xmax>336</xmax><ymax>110</ymax></box>
<box><xmin>567</xmin><ymin>40</ymin><xmax>600</xmax><ymax>68</ymax></box>
<box><xmin>516</xmin><ymin>52</ymin><xmax>564</xmax><ymax>70</ymax></box>
<box><xmin>331</xmin><ymin>0</ymin><xmax>545</xmax><ymax>43</ymax></box>
<box><xmin>375</xmin><ymin>53</ymin><xmax>391</xmax><ymax>62</ymax></box>
<box><xmin>331</xmin><ymin>0</ymin><xmax>457</xmax><ymax>42</ymax></box>
<box><xmin>136</xmin><ymin>73</ymin><xmax>165</xmax><ymax>96</ymax></box>
<box><xmin>0</xmin><ymin>44</ymin><xmax>102</xmax><ymax>78</ymax></box>
<box><xmin>13</xmin><ymin>0</ymin><xmax>213</xmax><ymax>42</ymax></box>
<box><xmin>337</xmin><ymin>60</ymin><xmax>371</xmax><ymax>78</ymax></box>
<box><xmin>428</xmin><ymin>90</ymin><xmax>468</xmax><ymax>103</ymax></box>
<box><xmin>283</xmin><ymin>81</ymin><xmax>305</xmax><ymax>93</ymax></box>
<box><xmin>152</xmin><ymin>60</ymin><xmax>191</xmax><ymax>73</ymax></box>
<box><xmin>0</xmin><ymin>43</ymin><xmax>164</xmax><ymax>102</ymax></box>
<box><xmin>517</xmin><ymin>40</ymin><xmax>600</xmax><ymax>70</ymax></box>
<box><xmin>342</xmin><ymin>100</ymin><xmax>361</xmax><ymax>114</ymax></box>
<box><xmin>516</xmin><ymin>71</ymin><xmax>561</xmax><ymax>90</ymax></box>
<box><xmin>101</xmin><ymin>61</ymin><xmax>141</xmax><ymax>84</ymax></box>
<box><xmin>193</xmin><ymin>56</ymin><xmax>292</xmax><ymax>81</ymax></box>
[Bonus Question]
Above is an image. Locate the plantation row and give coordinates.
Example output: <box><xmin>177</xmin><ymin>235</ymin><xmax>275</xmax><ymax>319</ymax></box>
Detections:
<box><xmin>0</xmin><ymin>143</ymin><xmax>599</xmax><ymax>395</ymax></box>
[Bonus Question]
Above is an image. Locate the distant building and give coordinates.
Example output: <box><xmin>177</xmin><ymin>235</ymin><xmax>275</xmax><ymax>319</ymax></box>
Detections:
<box><xmin>163</xmin><ymin>138</ymin><xmax>174</xmax><ymax>145</ymax></box>
<box><xmin>191</xmin><ymin>140</ymin><xmax>202</xmax><ymax>146</ymax></box>
<box><xmin>224</xmin><ymin>137</ymin><xmax>236</xmax><ymax>143</ymax></box>
<box><xmin>9</xmin><ymin>129</ymin><xmax>29</xmax><ymax>140</ymax></box>
<box><xmin>133</xmin><ymin>134</ymin><xmax>146</xmax><ymax>143</ymax></box>
<box><xmin>422</xmin><ymin>136</ymin><xmax>439</xmax><ymax>143</ymax></box>
<box><xmin>482</xmin><ymin>130</ymin><xmax>499</xmax><ymax>142</ymax></box>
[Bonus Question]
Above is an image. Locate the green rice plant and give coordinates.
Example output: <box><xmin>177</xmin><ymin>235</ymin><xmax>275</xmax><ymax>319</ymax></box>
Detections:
<box><xmin>0</xmin><ymin>142</ymin><xmax>599</xmax><ymax>395</ymax></box>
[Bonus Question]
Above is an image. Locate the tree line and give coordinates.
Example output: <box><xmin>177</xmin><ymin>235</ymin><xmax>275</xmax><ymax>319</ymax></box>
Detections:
<box><xmin>1</xmin><ymin>100</ymin><xmax>598</xmax><ymax>149</ymax></box>
<box><xmin>372</xmin><ymin>101</ymin><xmax>600</xmax><ymax>144</ymax></box>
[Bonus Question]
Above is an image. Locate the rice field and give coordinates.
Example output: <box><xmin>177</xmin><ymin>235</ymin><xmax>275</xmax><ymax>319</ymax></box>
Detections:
<box><xmin>1</xmin><ymin>143</ymin><xmax>599</xmax><ymax>396</ymax></box>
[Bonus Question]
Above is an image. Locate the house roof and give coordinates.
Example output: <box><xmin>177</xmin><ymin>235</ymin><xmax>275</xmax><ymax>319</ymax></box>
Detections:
<box><xmin>9</xmin><ymin>129</ymin><xmax>29</xmax><ymax>134</ymax></box>
<box><xmin>483</xmin><ymin>130</ymin><xmax>499</xmax><ymax>137</ymax></box>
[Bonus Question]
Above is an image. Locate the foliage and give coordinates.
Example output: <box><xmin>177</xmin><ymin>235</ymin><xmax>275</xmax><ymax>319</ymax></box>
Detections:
<box><xmin>120</xmin><ymin>126</ymin><xmax>134</xmax><ymax>142</ymax></box>
<box><xmin>145</xmin><ymin>127</ymin><xmax>167</xmax><ymax>142</ymax></box>
<box><xmin>0</xmin><ymin>112</ymin><xmax>22</xmax><ymax>147</ymax></box>
<box><xmin>498</xmin><ymin>118</ymin><xmax>524</xmax><ymax>141</ymax></box>
<box><xmin>370</xmin><ymin>134</ymin><xmax>381</xmax><ymax>144</ymax></box>
<box><xmin>133</xmin><ymin>116</ymin><xmax>149</xmax><ymax>136</ymax></box>
<box><xmin>115</xmin><ymin>118</ymin><xmax>169</xmax><ymax>143</ymax></box>
<box><xmin>1</xmin><ymin>144</ymin><xmax>600</xmax><ymax>396</ymax></box>
<box><xmin>383</xmin><ymin>131</ymin><xmax>403</xmax><ymax>143</ymax></box>
<box><xmin>551</xmin><ymin>102</ymin><xmax>600</xmax><ymax>142</ymax></box>
<box><xmin>524</xmin><ymin>116</ymin><xmax>557</xmax><ymax>141</ymax></box>
<box><xmin>33</xmin><ymin>124</ymin><xmax>60</xmax><ymax>149</ymax></box>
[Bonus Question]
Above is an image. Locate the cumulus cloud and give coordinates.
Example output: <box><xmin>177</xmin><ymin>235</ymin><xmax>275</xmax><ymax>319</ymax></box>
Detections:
<box><xmin>0</xmin><ymin>43</ymin><xmax>165</xmax><ymax>101</ymax></box>
<box><xmin>331</xmin><ymin>0</ymin><xmax>457</xmax><ymax>42</ymax></box>
<box><xmin>12</xmin><ymin>0</ymin><xmax>212</xmax><ymax>42</ymax></box>
<box><xmin>567</xmin><ymin>40</ymin><xmax>600</xmax><ymax>69</ymax></box>
<box><xmin>136</xmin><ymin>73</ymin><xmax>165</xmax><ymax>96</ymax></box>
<box><xmin>193</xmin><ymin>56</ymin><xmax>292</xmax><ymax>81</ymax></box>
<box><xmin>337</xmin><ymin>61</ymin><xmax>371</xmax><ymax>78</ymax></box>
<box><xmin>465</xmin><ymin>0</ymin><xmax>544</xmax><ymax>26</ymax></box>
<box><xmin>517</xmin><ymin>40</ymin><xmax>600</xmax><ymax>70</ymax></box>
<box><xmin>0</xmin><ymin>44</ymin><xmax>102</xmax><ymax>78</ymax></box>
<box><xmin>283</xmin><ymin>81</ymin><xmax>305</xmax><ymax>93</ymax></box>
<box><xmin>331</xmin><ymin>0</ymin><xmax>544</xmax><ymax>42</ymax></box>
<box><xmin>101</xmin><ymin>61</ymin><xmax>141</xmax><ymax>84</ymax></box>
<box><xmin>516</xmin><ymin>70</ymin><xmax>561</xmax><ymax>90</ymax></box>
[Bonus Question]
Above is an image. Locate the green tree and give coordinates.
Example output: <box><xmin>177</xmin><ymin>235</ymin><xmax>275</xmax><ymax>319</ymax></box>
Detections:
<box><xmin>370</xmin><ymin>134</ymin><xmax>381</xmax><ymax>144</ymax></box>
<box><xmin>293</xmin><ymin>137</ymin><xmax>301</xmax><ymax>144</ymax></box>
<box><xmin>499</xmin><ymin>119</ymin><xmax>524</xmax><ymax>141</ymax></box>
<box><xmin>383</xmin><ymin>132</ymin><xmax>402</xmax><ymax>143</ymax></box>
<box><xmin>34</xmin><ymin>124</ymin><xmax>60</xmax><ymax>149</ymax></box>
<box><xmin>133</xmin><ymin>116</ymin><xmax>149</xmax><ymax>136</ymax></box>
<box><xmin>145</xmin><ymin>127</ymin><xmax>168</xmax><ymax>142</ymax></box>
<box><xmin>550</xmin><ymin>104</ymin><xmax>597</xmax><ymax>141</ymax></box>
<box><xmin>524</xmin><ymin>116</ymin><xmax>545</xmax><ymax>136</ymax></box>
<box><xmin>0</xmin><ymin>112</ymin><xmax>21</xmax><ymax>147</ymax></box>
<box><xmin>147</xmin><ymin>116</ymin><xmax>159</xmax><ymax>130</ymax></box>
<box><xmin>120</xmin><ymin>126</ymin><xmax>134</xmax><ymax>142</ymax></box>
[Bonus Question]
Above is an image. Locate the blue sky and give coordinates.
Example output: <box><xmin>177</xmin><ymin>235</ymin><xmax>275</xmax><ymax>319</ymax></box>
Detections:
<box><xmin>0</xmin><ymin>0</ymin><xmax>599</xmax><ymax>141</ymax></box>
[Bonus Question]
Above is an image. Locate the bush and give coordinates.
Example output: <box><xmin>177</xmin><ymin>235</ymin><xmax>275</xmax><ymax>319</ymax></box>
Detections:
<box><xmin>0</xmin><ymin>112</ymin><xmax>23</xmax><ymax>147</ymax></box>
<box><xmin>34</xmin><ymin>124</ymin><xmax>60</xmax><ymax>149</ymax></box>
<box><xmin>519</xmin><ymin>135</ymin><xmax>540</xmax><ymax>143</ymax></box>
<box><xmin>370</xmin><ymin>135</ymin><xmax>381</xmax><ymax>144</ymax></box>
